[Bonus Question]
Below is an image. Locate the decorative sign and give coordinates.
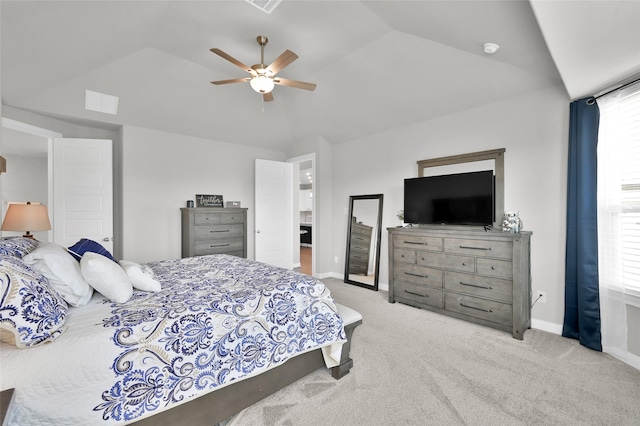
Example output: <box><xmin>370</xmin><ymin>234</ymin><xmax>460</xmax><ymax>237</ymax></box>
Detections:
<box><xmin>195</xmin><ymin>194</ymin><xmax>224</xmax><ymax>207</ymax></box>
<box><xmin>226</xmin><ymin>201</ymin><xmax>241</xmax><ymax>208</ymax></box>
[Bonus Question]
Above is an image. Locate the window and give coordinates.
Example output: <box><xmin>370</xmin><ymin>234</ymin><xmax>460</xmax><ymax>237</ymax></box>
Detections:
<box><xmin>598</xmin><ymin>80</ymin><xmax>640</xmax><ymax>297</ymax></box>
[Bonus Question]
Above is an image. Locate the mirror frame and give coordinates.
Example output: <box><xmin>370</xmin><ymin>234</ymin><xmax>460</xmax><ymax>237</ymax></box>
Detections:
<box><xmin>344</xmin><ymin>194</ymin><xmax>384</xmax><ymax>291</ymax></box>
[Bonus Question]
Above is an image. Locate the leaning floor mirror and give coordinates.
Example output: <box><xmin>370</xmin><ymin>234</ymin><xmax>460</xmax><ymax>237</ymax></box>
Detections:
<box><xmin>344</xmin><ymin>194</ymin><xmax>383</xmax><ymax>291</ymax></box>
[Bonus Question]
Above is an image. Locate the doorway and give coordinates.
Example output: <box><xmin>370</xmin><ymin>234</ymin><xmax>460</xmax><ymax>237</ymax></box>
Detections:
<box><xmin>288</xmin><ymin>154</ymin><xmax>315</xmax><ymax>277</ymax></box>
<box><xmin>1</xmin><ymin>118</ymin><xmax>60</xmax><ymax>241</ymax></box>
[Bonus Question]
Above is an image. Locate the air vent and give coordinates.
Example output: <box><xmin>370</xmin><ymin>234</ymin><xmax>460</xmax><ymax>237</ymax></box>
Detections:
<box><xmin>245</xmin><ymin>0</ymin><xmax>283</xmax><ymax>15</ymax></box>
<box><xmin>85</xmin><ymin>90</ymin><xmax>119</xmax><ymax>115</ymax></box>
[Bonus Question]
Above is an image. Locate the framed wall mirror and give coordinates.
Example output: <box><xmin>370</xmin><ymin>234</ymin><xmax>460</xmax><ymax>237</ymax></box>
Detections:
<box><xmin>344</xmin><ymin>194</ymin><xmax>383</xmax><ymax>291</ymax></box>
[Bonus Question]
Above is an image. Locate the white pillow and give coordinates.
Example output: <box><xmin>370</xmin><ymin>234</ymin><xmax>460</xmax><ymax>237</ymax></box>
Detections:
<box><xmin>119</xmin><ymin>260</ymin><xmax>161</xmax><ymax>292</ymax></box>
<box><xmin>81</xmin><ymin>252</ymin><xmax>133</xmax><ymax>303</ymax></box>
<box><xmin>23</xmin><ymin>242</ymin><xmax>93</xmax><ymax>307</ymax></box>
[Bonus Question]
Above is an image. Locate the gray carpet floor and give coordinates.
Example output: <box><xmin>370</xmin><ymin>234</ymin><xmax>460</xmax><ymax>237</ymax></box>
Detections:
<box><xmin>230</xmin><ymin>278</ymin><xmax>640</xmax><ymax>426</ymax></box>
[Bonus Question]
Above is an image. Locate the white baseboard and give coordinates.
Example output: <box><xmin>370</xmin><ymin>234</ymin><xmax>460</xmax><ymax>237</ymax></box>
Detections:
<box><xmin>316</xmin><ymin>272</ymin><xmax>340</xmax><ymax>279</ymax></box>
<box><xmin>293</xmin><ymin>262</ymin><xmax>301</xmax><ymax>269</ymax></box>
<box><xmin>625</xmin><ymin>352</ymin><xmax>640</xmax><ymax>370</ymax></box>
<box><xmin>530</xmin><ymin>319</ymin><xmax>563</xmax><ymax>335</ymax></box>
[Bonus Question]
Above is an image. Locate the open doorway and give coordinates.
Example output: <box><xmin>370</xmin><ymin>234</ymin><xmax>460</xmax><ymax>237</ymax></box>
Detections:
<box><xmin>1</xmin><ymin>118</ymin><xmax>60</xmax><ymax>242</ymax></box>
<box><xmin>288</xmin><ymin>154</ymin><xmax>315</xmax><ymax>277</ymax></box>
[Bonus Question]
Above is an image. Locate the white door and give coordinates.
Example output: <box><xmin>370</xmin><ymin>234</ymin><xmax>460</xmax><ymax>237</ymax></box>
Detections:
<box><xmin>255</xmin><ymin>159</ymin><xmax>293</xmax><ymax>269</ymax></box>
<box><xmin>53</xmin><ymin>138</ymin><xmax>113</xmax><ymax>252</ymax></box>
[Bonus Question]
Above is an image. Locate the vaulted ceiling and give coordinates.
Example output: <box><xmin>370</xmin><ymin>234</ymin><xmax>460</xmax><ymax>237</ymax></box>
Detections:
<box><xmin>2</xmin><ymin>1</ymin><xmax>639</xmax><ymax>152</ymax></box>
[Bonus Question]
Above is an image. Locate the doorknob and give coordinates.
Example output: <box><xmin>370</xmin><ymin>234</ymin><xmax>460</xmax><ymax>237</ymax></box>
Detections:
<box><xmin>103</xmin><ymin>237</ymin><xmax>111</xmax><ymax>242</ymax></box>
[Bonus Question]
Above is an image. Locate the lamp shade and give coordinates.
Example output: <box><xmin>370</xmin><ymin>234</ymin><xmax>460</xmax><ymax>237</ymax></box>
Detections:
<box><xmin>1</xmin><ymin>202</ymin><xmax>52</xmax><ymax>238</ymax></box>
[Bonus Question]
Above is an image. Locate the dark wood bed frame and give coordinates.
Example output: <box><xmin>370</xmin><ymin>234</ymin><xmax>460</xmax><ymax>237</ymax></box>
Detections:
<box><xmin>134</xmin><ymin>310</ymin><xmax>362</xmax><ymax>426</ymax></box>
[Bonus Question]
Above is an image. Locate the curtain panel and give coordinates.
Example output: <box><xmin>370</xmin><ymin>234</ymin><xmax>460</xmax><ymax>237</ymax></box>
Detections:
<box><xmin>563</xmin><ymin>97</ymin><xmax>602</xmax><ymax>351</ymax></box>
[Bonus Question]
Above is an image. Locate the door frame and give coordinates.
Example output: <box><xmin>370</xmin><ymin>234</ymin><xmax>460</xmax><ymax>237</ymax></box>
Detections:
<box><xmin>1</xmin><ymin>118</ymin><xmax>62</xmax><ymax>242</ymax></box>
<box><xmin>287</xmin><ymin>153</ymin><xmax>316</xmax><ymax>277</ymax></box>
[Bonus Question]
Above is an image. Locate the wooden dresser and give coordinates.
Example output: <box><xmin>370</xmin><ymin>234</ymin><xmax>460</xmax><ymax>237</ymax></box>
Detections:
<box><xmin>181</xmin><ymin>207</ymin><xmax>247</xmax><ymax>258</ymax></box>
<box><xmin>348</xmin><ymin>222</ymin><xmax>373</xmax><ymax>275</ymax></box>
<box><xmin>388</xmin><ymin>226</ymin><xmax>531</xmax><ymax>339</ymax></box>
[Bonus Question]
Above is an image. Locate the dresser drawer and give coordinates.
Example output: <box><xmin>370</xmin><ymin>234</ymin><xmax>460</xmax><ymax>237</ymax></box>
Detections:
<box><xmin>393</xmin><ymin>234</ymin><xmax>442</xmax><ymax>252</ymax></box>
<box><xmin>394</xmin><ymin>263</ymin><xmax>442</xmax><ymax>288</ymax></box>
<box><xmin>349</xmin><ymin>252</ymin><xmax>369</xmax><ymax>267</ymax></box>
<box><xmin>477</xmin><ymin>258</ymin><xmax>513</xmax><ymax>279</ymax></box>
<box><xmin>194</xmin><ymin>224</ymin><xmax>244</xmax><ymax>240</ymax></box>
<box><xmin>444</xmin><ymin>271</ymin><xmax>513</xmax><ymax>303</ymax></box>
<box><xmin>352</xmin><ymin>223</ymin><xmax>373</xmax><ymax>236</ymax></box>
<box><xmin>394</xmin><ymin>248</ymin><xmax>416</xmax><ymax>263</ymax></box>
<box><xmin>219</xmin><ymin>212</ymin><xmax>245</xmax><ymax>224</ymax></box>
<box><xmin>195</xmin><ymin>238</ymin><xmax>244</xmax><ymax>255</ymax></box>
<box><xmin>445</xmin><ymin>292</ymin><xmax>512</xmax><ymax>326</ymax></box>
<box><xmin>416</xmin><ymin>252</ymin><xmax>475</xmax><ymax>273</ymax></box>
<box><xmin>194</xmin><ymin>212</ymin><xmax>245</xmax><ymax>225</ymax></box>
<box><xmin>444</xmin><ymin>238</ymin><xmax>512</xmax><ymax>259</ymax></box>
<box><xmin>350</xmin><ymin>236</ymin><xmax>371</xmax><ymax>253</ymax></box>
<box><xmin>395</xmin><ymin>281</ymin><xmax>443</xmax><ymax>309</ymax></box>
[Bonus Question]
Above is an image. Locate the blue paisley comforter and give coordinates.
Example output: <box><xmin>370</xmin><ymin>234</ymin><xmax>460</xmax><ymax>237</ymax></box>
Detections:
<box><xmin>0</xmin><ymin>255</ymin><xmax>346</xmax><ymax>425</ymax></box>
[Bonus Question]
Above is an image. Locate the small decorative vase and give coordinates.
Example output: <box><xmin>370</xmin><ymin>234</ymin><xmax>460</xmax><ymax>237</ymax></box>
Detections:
<box><xmin>501</xmin><ymin>211</ymin><xmax>522</xmax><ymax>233</ymax></box>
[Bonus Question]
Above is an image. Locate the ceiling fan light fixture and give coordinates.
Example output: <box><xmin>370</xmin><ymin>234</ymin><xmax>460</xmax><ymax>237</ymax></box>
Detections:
<box><xmin>250</xmin><ymin>75</ymin><xmax>275</xmax><ymax>93</ymax></box>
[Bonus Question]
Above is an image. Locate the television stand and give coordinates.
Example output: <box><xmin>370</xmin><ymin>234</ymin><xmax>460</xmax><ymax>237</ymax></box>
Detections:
<box><xmin>387</xmin><ymin>225</ymin><xmax>531</xmax><ymax>340</ymax></box>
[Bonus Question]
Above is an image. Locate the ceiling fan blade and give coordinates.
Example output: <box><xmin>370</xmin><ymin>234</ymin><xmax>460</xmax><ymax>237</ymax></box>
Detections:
<box><xmin>274</xmin><ymin>77</ymin><xmax>317</xmax><ymax>91</ymax></box>
<box><xmin>266</xmin><ymin>50</ymin><xmax>298</xmax><ymax>75</ymax></box>
<box><xmin>210</xmin><ymin>77</ymin><xmax>251</xmax><ymax>85</ymax></box>
<box><xmin>263</xmin><ymin>92</ymin><xmax>274</xmax><ymax>102</ymax></box>
<box><xmin>210</xmin><ymin>48</ymin><xmax>253</xmax><ymax>74</ymax></box>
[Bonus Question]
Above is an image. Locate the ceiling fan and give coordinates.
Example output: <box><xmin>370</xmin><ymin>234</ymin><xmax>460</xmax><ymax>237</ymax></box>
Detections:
<box><xmin>210</xmin><ymin>35</ymin><xmax>316</xmax><ymax>102</ymax></box>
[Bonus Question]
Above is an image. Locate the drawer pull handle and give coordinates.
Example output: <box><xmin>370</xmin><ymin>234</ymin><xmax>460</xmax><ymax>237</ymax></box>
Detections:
<box><xmin>210</xmin><ymin>244</ymin><xmax>230</xmax><ymax>248</ymax></box>
<box><xmin>459</xmin><ymin>245</ymin><xmax>491</xmax><ymax>251</ymax></box>
<box><xmin>405</xmin><ymin>272</ymin><xmax>428</xmax><ymax>278</ymax></box>
<box><xmin>405</xmin><ymin>290</ymin><xmax>428</xmax><ymax>298</ymax></box>
<box><xmin>211</xmin><ymin>229</ymin><xmax>230</xmax><ymax>233</ymax></box>
<box><xmin>491</xmin><ymin>266</ymin><xmax>496</xmax><ymax>270</ymax></box>
<box><xmin>460</xmin><ymin>302</ymin><xmax>493</xmax><ymax>313</ymax></box>
<box><xmin>405</xmin><ymin>241</ymin><xmax>427</xmax><ymax>245</ymax></box>
<box><xmin>353</xmin><ymin>255</ymin><xmax>365</xmax><ymax>259</ymax></box>
<box><xmin>354</xmin><ymin>236</ymin><xmax>366</xmax><ymax>241</ymax></box>
<box><xmin>460</xmin><ymin>281</ymin><xmax>493</xmax><ymax>290</ymax></box>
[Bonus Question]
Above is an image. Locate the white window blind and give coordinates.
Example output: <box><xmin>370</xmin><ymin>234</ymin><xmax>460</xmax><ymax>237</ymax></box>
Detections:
<box><xmin>598</xmin><ymin>80</ymin><xmax>640</xmax><ymax>297</ymax></box>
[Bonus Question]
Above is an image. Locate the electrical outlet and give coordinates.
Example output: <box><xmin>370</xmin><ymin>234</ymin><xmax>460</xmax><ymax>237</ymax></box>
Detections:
<box><xmin>334</xmin><ymin>256</ymin><xmax>339</xmax><ymax>264</ymax></box>
<box><xmin>536</xmin><ymin>291</ymin><xmax>547</xmax><ymax>304</ymax></box>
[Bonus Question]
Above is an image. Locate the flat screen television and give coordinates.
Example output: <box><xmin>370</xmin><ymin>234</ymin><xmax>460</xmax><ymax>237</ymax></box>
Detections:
<box><xmin>404</xmin><ymin>170</ymin><xmax>494</xmax><ymax>225</ymax></box>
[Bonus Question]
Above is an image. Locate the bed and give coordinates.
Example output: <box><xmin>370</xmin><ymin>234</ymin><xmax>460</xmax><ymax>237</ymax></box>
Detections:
<box><xmin>0</xmin><ymin>237</ymin><xmax>361</xmax><ymax>425</ymax></box>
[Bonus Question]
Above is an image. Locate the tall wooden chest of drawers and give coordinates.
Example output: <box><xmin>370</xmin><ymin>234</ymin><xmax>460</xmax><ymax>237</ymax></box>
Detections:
<box><xmin>181</xmin><ymin>207</ymin><xmax>247</xmax><ymax>258</ymax></box>
<box><xmin>348</xmin><ymin>222</ymin><xmax>373</xmax><ymax>275</ymax></box>
<box><xmin>388</xmin><ymin>226</ymin><xmax>531</xmax><ymax>339</ymax></box>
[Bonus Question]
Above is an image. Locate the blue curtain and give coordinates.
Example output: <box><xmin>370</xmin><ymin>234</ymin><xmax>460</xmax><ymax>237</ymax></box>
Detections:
<box><xmin>562</xmin><ymin>97</ymin><xmax>602</xmax><ymax>351</ymax></box>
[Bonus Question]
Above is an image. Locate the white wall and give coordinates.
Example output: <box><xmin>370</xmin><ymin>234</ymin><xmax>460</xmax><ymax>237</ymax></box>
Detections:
<box><xmin>331</xmin><ymin>85</ymin><xmax>570</xmax><ymax>330</ymax></box>
<box><xmin>120</xmin><ymin>125</ymin><xmax>285</xmax><ymax>263</ymax></box>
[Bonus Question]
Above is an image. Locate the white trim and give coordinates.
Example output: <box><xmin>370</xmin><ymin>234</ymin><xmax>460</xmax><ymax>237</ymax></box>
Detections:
<box><xmin>604</xmin><ymin>346</ymin><xmax>640</xmax><ymax>371</ymax></box>
<box><xmin>531</xmin><ymin>318</ymin><xmax>563</xmax><ymax>335</ymax></box>
<box><xmin>1</xmin><ymin>118</ymin><xmax>62</xmax><ymax>242</ymax></box>
<box><xmin>2</xmin><ymin>117</ymin><xmax>63</xmax><ymax>138</ymax></box>
<box><xmin>316</xmin><ymin>271</ymin><xmax>336</xmax><ymax>280</ymax></box>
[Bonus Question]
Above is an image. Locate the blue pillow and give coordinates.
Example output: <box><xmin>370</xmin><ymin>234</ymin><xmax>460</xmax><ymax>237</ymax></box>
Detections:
<box><xmin>67</xmin><ymin>238</ymin><xmax>117</xmax><ymax>262</ymax></box>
